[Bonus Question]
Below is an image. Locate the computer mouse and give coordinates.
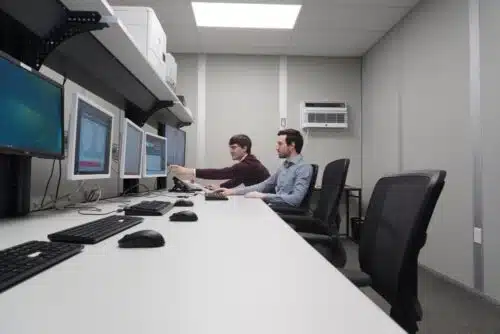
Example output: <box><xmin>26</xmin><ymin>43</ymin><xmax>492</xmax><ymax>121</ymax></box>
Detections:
<box><xmin>174</xmin><ymin>199</ymin><xmax>194</xmax><ymax>207</ymax></box>
<box><xmin>118</xmin><ymin>230</ymin><xmax>165</xmax><ymax>248</ymax></box>
<box><xmin>169</xmin><ymin>210</ymin><xmax>198</xmax><ymax>222</ymax></box>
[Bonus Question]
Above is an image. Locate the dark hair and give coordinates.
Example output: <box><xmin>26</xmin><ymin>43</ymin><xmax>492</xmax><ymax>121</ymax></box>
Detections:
<box><xmin>277</xmin><ymin>129</ymin><xmax>304</xmax><ymax>153</ymax></box>
<box><xmin>229</xmin><ymin>134</ymin><xmax>252</xmax><ymax>154</ymax></box>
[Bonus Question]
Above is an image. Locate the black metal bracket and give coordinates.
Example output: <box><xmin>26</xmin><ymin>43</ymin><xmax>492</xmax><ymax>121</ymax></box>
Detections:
<box><xmin>177</xmin><ymin>121</ymin><xmax>193</xmax><ymax>128</ymax></box>
<box><xmin>33</xmin><ymin>10</ymin><xmax>108</xmax><ymax>69</ymax></box>
<box><xmin>0</xmin><ymin>6</ymin><xmax>108</xmax><ymax>70</ymax></box>
<box><xmin>126</xmin><ymin>100</ymin><xmax>175</xmax><ymax>128</ymax></box>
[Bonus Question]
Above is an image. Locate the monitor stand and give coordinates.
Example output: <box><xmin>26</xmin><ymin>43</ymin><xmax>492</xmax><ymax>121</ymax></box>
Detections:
<box><xmin>0</xmin><ymin>154</ymin><xmax>31</xmax><ymax>218</ymax></box>
<box><xmin>123</xmin><ymin>179</ymin><xmax>139</xmax><ymax>195</ymax></box>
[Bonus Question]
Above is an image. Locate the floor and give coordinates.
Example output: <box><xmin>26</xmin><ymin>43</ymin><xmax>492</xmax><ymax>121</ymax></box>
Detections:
<box><xmin>343</xmin><ymin>240</ymin><xmax>500</xmax><ymax>334</ymax></box>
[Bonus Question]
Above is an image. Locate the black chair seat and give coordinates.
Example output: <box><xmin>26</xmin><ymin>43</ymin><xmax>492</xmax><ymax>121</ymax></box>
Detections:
<box><xmin>339</xmin><ymin>269</ymin><xmax>372</xmax><ymax>287</ymax></box>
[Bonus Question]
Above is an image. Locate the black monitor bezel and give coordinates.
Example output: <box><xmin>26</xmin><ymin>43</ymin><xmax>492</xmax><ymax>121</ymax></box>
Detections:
<box><xmin>0</xmin><ymin>50</ymin><xmax>64</xmax><ymax>160</ymax></box>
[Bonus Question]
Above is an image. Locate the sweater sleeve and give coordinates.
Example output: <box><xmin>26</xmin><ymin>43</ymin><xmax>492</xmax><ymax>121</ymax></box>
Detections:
<box><xmin>195</xmin><ymin>162</ymin><xmax>245</xmax><ymax>180</ymax></box>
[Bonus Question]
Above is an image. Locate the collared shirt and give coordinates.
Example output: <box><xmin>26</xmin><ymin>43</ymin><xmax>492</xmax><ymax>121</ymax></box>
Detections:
<box><xmin>234</xmin><ymin>154</ymin><xmax>313</xmax><ymax>207</ymax></box>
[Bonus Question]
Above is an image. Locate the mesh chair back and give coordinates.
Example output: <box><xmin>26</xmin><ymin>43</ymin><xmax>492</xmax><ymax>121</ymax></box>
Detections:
<box><xmin>313</xmin><ymin>159</ymin><xmax>350</xmax><ymax>233</ymax></box>
<box><xmin>298</xmin><ymin>164</ymin><xmax>319</xmax><ymax>209</ymax></box>
<box><xmin>359</xmin><ymin>170</ymin><xmax>446</xmax><ymax>305</ymax></box>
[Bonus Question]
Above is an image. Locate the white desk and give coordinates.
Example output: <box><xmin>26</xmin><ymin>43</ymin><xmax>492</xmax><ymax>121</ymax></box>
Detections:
<box><xmin>0</xmin><ymin>193</ymin><xmax>404</xmax><ymax>334</ymax></box>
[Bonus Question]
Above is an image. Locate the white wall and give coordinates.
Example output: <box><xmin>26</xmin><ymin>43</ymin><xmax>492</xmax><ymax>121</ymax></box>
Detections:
<box><xmin>362</xmin><ymin>0</ymin><xmax>474</xmax><ymax>288</ymax></box>
<box><xmin>479</xmin><ymin>0</ymin><xmax>500</xmax><ymax>302</ymax></box>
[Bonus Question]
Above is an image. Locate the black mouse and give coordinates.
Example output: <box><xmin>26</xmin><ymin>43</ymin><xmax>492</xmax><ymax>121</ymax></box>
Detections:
<box><xmin>174</xmin><ymin>199</ymin><xmax>194</xmax><ymax>207</ymax></box>
<box><xmin>118</xmin><ymin>230</ymin><xmax>165</xmax><ymax>248</ymax></box>
<box><xmin>169</xmin><ymin>210</ymin><xmax>198</xmax><ymax>222</ymax></box>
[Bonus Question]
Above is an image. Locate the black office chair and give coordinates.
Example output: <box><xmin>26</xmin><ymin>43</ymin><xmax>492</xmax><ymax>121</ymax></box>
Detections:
<box><xmin>304</xmin><ymin>170</ymin><xmax>446</xmax><ymax>334</ymax></box>
<box><xmin>268</xmin><ymin>164</ymin><xmax>319</xmax><ymax>215</ymax></box>
<box><xmin>280</xmin><ymin>159</ymin><xmax>350</xmax><ymax>267</ymax></box>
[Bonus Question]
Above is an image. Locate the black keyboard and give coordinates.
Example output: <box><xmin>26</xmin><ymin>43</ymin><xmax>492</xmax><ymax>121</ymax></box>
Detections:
<box><xmin>0</xmin><ymin>241</ymin><xmax>83</xmax><ymax>293</ymax></box>
<box><xmin>124</xmin><ymin>200</ymin><xmax>173</xmax><ymax>216</ymax></box>
<box><xmin>205</xmin><ymin>192</ymin><xmax>229</xmax><ymax>201</ymax></box>
<box><xmin>48</xmin><ymin>215</ymin><xmax>144</xmax><ymax>244</ymax></box>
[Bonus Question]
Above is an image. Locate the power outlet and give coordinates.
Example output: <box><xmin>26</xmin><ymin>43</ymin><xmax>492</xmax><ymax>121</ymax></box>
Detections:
<box><xmin>474</xmin><ymin>227</ymin><xmax>482</xmax><ymax>244</ymax></box>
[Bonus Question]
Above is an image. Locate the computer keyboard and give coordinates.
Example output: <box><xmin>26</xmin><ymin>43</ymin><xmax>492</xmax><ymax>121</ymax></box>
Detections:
<box><xmin>48</xmin><ymin>215</ymin><xmax>144</xmax><ymax>244</ymax></box>
<box><xmin>205</xmin><ymin>192</ymin><xmax>229</xmax><ymax>201</ymax></box>
<box><xmin>124</xmin><ymin>200</ymin><xmax>173</xmax><ymax>216</ymax></box>
<box><xmin>0</xmin><ymin>241</ymin><xmax>83</xmax><ymax>293</ymax></box>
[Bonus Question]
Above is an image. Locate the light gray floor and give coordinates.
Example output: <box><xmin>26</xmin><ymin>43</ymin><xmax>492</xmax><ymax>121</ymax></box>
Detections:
<box><xmin>343</xmin><ymin>240</ymin><xmax>500</xmax><ymax>334</ymax></box>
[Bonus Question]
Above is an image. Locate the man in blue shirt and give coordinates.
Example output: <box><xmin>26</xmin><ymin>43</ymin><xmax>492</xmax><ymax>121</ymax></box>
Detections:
<box><xmin>218</xmin><ymin>129</ymin><xmax>313</xmax><ymax>207</ymax></box>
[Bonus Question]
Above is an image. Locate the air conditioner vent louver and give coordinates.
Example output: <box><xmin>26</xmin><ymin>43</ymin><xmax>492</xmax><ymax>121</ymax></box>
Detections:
<box><xmin>301</xmin><ymin>101</ymin><xmax>348</xmax><ymax>129</ymax></box>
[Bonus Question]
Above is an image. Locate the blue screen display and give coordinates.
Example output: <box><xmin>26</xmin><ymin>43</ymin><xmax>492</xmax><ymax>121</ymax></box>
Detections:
<box><xmin>0</xmin><ymin>54</ymin><xmax>63</xmax><ymax>158</ymax></box>
<box><xmin>165</xmin><ymin>124</ymin><xmax>186</xmax><ymax>166</ymax></box>
<box><xmin>74</xmin><ymin>98</ymin><xmax>112</xmax><ymax>175</ymax></box>
<box><xmin>145</xmin><ymin>134</ymin><xmax>166</xmax><ymax>175</ymax></box>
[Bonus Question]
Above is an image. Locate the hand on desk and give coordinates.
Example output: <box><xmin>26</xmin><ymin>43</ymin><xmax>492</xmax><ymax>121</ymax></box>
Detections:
<box><xmin>215</xmin><ymin>188</ymin><xmax>234</xmax><ymax>196</ymax></box>
<box><xmin>244</xmin><ymin>192</ymin><xmax>267</xmax><ymax>199</ymax></box>
<box><xmin>206</xmin><ymin>184</ymin><xmax>218</xmax><ymax>190</ymax></box>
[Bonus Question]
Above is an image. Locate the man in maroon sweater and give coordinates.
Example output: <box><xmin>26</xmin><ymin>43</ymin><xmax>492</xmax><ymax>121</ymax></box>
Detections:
<box><xmin>169</xmin><ymin>134</ymin><xmax>270</xmax><ymax>189</ymax></box>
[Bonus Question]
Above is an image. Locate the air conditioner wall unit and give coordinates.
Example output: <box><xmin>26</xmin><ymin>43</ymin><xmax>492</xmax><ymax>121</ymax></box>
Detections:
<box><xmin>300</xmin><ymin>101</ymin><xmax>348</xmax><ymax>129</ymax></box>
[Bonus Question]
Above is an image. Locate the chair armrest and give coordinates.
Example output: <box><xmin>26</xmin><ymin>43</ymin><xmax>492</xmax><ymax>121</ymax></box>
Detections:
<box><xmin>299</xmin><ymin>232</ymin><xmax>332</xmax><ymax>243</ymax></box>
<box><xmin>339</xmin><ymin>269</ymin><xmax>372</xmax><ymax>287</ymax></box>
<box><xmin>302</xmin><ymin>233</ymin><xmax>347</xmax><ymax>268</ymax></box>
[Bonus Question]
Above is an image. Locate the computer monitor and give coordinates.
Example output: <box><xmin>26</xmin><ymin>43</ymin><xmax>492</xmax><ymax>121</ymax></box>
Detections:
<box><xmin>120</xmin><ymin>118</ymin><xmax>144</xmax><ymax>179</ymax></box>
<box><xmin>67</xmin><ymin>93</ymin><xmax>114</xmax><ymax>180</ymax></box>
<box><xmin>164</xmin><ymin>124</ymin><xmax>186</xmax><ymax>166</ymax></box>
<box><xmin>143</xmin><ymin>132</ymin><xmax>167</xmax><ymax>178</ymax></box>
<box><xmin>0</xmin><ymin>51</ymin><xmax>64</xmax><ymax>159</ymax></box>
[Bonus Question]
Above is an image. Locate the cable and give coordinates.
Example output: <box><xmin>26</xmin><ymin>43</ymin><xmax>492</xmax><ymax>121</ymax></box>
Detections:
<box><xmin>55</xmin><ymin>159</ymin><xmax>62</xmax><ymax>204</ymax></box>
<box><xmin>77</xmin><ymin>208</ymin><xmax>122</xmax><ymax>216</ymax></box>
<box><xmin>40</xmin><ymin>160</ymin><xmax>56</xmax><ymax>208</ymax></box>
<box><xmin>40</xmin><ymin>181</ymin><xmax>86</xmax><ymax>210</ymax></box>
<box><xmin>122</xmin><ymin>183</ymin><xmax>151</xmax><ymax>197</ymax></box>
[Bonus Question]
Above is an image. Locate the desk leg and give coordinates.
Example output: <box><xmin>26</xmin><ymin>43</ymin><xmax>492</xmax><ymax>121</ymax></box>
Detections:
<box><xmin>345</xmin><ymin>190</ymin><xmax>350</xmax><ymax>238</ymax></box>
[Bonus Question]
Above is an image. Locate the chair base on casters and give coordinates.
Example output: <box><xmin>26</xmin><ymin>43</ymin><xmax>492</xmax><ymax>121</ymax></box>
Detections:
<box><xmin>390</xmin><ymin>300</ymin><xmax>421</xmax><ymax>334</ymax></box>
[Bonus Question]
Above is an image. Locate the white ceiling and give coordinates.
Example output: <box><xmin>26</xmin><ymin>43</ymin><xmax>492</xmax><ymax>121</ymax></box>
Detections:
<box><xmin>109</xmin><ymin>0</ymin><xmax>420</xmax><ymax>56</ymax></box>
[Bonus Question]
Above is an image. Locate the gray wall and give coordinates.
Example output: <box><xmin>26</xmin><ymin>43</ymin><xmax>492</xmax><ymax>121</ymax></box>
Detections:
<box><xmin>362</xmin><ymin>0</ymin><xmax>474</xmax><ymax>288</ymax></box>
<box><xmin>175</xmin><ymin>54</ymin><xmax>198</xmax><ymax>168</ymax></box>
<box><xmin>180</xmin><ymin>54</ymin><xmax>362</xmax><ymax>191</ymax></box>
<box><xmin>287</xmin><ymin>57</ymin><xmax>362</xmax><ymax>187</ymax></box>
<box><xmin>205</xmin><ymin>55</ymin><xmax>282</xmax><ymax>173</ymax></box>
<box><xmin>479</xmin><ymin>0</ymin><xmax>500</xmax><ymax>302</ymax></box>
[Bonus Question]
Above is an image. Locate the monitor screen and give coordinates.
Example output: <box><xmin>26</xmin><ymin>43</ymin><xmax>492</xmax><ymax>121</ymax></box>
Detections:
<box><xmin>120</xmin><ymin>119</ymin><xmax>144</xmax><ymax>179</ymax></box>
<box><xmin>0</xmin><ymin>52</ymin><xmax>63</xmax><ymax>159</ymax></box>
<box><xmin>165</xmin><ymin>124</ymin><xmax>186</xmax><ymax>166</ymax></box>
<box><xmin>67</xmin><ymin>93</ymin><xmax>114</xmax><ymax>180</ymax></box>
<box><xmin>144</xmin><ymin>133</ymin><xmax>167</xmax><ymax>177</ymax></box>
